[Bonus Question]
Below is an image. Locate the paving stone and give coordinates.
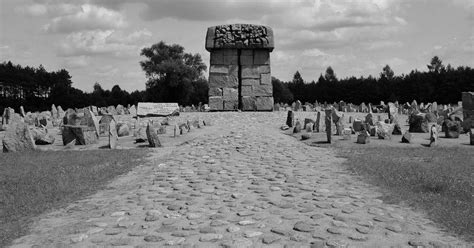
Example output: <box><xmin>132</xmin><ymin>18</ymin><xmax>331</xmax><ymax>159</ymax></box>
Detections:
<box><xmin>293</xmin><ymin>221</ymin><xmax>314</xmax><ymax>232</ymax></box>
<box><xmin>199</xmin><ymin>233</ymin><xmax>223</xmax><ymax>242</ymax></box>
<box><xmin>262</xmin><ymin>234</ymin><xmax>281</xmax><ymax>244</ymax></box>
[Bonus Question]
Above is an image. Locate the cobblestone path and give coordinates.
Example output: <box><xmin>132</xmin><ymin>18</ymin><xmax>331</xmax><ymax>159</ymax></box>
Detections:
<box><xmin>11</xmin><ymin>113</ymin><xmax>468</xmax><ymax>247</ymax></box>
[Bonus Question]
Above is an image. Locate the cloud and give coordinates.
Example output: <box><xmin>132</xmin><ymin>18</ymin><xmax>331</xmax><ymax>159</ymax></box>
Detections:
<box><xmin>43</xmin><ymin>4</ymin><xmax>126</xmax><ymax>33</ymax></box>
<box><xmin>57</xmin><ymin>29</ymin><xmax>152</xmax><ymax>57</ymax></box>
<box><xmin>63</xmin><ymin>55</ymin><xmax>89</xmax><ymax>68</ymax></box>
<box><xmin>16</xmin><ymin>2</ymin><xmax>81</xmax><ymax>17</ymax></box>
<box><xmin>366</xmin><ymin>40</ymin><xmax>403</xmax><ymax>50</ymax></box>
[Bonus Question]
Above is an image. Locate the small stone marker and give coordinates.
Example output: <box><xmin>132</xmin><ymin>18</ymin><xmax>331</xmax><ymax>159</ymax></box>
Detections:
<box><xmin>109</xmin><ymin>119</ymin><xmax>118</xmax><ymax>149</ymax></box>
<box><xmin>401</xmin><ymin>131</ymin><xmax>412</xmax><ymax>143</ymax></box>
<box><xmin>429</xmin><ymin>124</ymin><xmax>438</xmax><ymax>147</ymax></box>
<box><xmin>342</xmin><ymin>128</ymin><xmax>352</xmax><ymax>140</ymax></box>
<box><xmin>301</xmin><ymin>133</ymin><xmax>311</xmax><ymax>140</ymax></box>
<box><xmin>305</xmin><ymin>123</ymin><xmax>313</xmax><ymax>133</ymax></box>
<box><xmin>352</xmin><ymin>119</ymin><xmax>363</xmax><ymax>132</ymax></box>
<box><xmin>146</xmin><ymin>123</ymin><xmax>161</xmax><ymax>147</ymax></box>
<box><xmin>376</xmin><ymin>122</ymin><xmax>394</xmax><ymax>140</ymax></box>
<box><xmin>392</xmin><ymin>123</ymin><xmax>402</xmax><ymax>135</ymax></box>
<box><xmin>357</xmin><ymin>131</ymin><xmax>370</xmax><ymax>144</ymax></box>
<box><xmin>325</xmin><ymin>109</ymin><xmax>332</xmax><ymax>143</ymax></box>
<box><xmin>304</xmin><ymin>118</ymin><xmax>314</xmax><ymax>130</ymax></box>
<box><xmin>314</xmin><ymin>111</ymin><xmax>321</xmax><ymax>132</ymax></box>
<box><xmin>62</xmin><ymin>125</ymin><xmax>98</xmax><ymax>145</ymax></box>
<box><xmin>286</xmin><ymin>110</ymin><xmax>294</xmax><ymax>127</ymax></box>
<box><xmin>116</xmin><ymin>123</ymin><xmax>130</xmax><ymax>137</ymax></box>
<box><xmin>293</xmin><ymin>120</ymin><xmax>302</xmax><ymax>133</ymax></box>
<box><xmin>470</xmin><ymin>129</ymin><xmax>474</xmax><ymax>145</ymax></box>
<box><xmin>349</xmin><ymin>116</ymin><xmax>353</xmax><ymax>123</ymax></box>
<box><xmin>443</xmin><ymin>119</ymin><xmax>461</xmax><ymax>138</ymax></box>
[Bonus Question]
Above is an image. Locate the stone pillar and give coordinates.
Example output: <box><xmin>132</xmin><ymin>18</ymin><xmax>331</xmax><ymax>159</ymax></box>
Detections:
<box><xmin>206</xmin><ymin>24</ymin><xmax>274</xmax><ymax>111</ymax></box>
<box><xmin>462</xmin><ymin>92</ymin><xmax>474</xmax><ymax>128</ymax></box>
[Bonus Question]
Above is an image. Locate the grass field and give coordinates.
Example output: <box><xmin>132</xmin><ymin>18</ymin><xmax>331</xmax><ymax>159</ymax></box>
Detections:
<box><xmin>0</xmin><ymin>149</ymin><xmax>149</xmax><ymax>247</ymax></box>
<box><xmin>335</xmin><ymin>146</ymin><xmax>474</xmax><ymax>242</ymax></box>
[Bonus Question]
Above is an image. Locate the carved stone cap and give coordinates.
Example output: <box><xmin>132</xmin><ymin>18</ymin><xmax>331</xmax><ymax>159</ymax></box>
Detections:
<box><xmin>206</xmin><ymin>24</ymin><xmax>274</xmax><ymax>52</ymax></box>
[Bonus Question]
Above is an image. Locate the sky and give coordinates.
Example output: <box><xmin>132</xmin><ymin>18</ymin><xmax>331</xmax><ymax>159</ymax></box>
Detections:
<box><xmin>0</xmin><ymin>0</ymin><xmax>473</xmax><ymax>92</ymax></box>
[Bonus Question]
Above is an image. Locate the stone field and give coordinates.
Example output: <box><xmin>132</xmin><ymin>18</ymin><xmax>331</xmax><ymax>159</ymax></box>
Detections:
<box><xmin>8</xmin><ymin>111</ymin><xmax>470</xmax><ymax>247</ymax></box>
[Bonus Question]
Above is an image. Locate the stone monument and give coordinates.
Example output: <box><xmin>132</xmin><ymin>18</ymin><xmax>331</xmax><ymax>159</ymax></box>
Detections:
<box><xmin>205</xmin><ymin>24</ymin><xmax>274</xmax><ymax>111</ymax></box>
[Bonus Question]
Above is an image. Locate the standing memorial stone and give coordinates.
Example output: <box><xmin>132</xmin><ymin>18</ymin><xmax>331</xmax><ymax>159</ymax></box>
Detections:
<box><xmin>462</xmin><ymin>92</ymin><xmax>474</xmax><ymax>129</ymax></box>
<box><xmin>304</xmin><ymin>118</ymin><xmax>314</xmax><ymax>129</ymax></box>
<box><xmin>314</xmin><ymin>111</ymin><xmax>321</xmax><ymax>132</ymax></box>
<box><xmin>348</xmin><ymin>116</ymin><xmax>353</xmax><ymax>123</ymax></box>
<box><xmin>109</xmin><ymin>119</ymin><xmax>118</xmax><ymax>149</ymax></box>
<box><xmin>146</xmin><ymin>122</ymin><xmax>161</xmax><ymax>147</ymax></box>
<box><xmin>388</xmin><ymin>102</ymin><xmax>398</xmax><ymax>122</ymax></box>
<box><xmin>342</xmin><ymin>128</ymin><xmax>352</xmax><ymax>140</ymax></box>
<box><xmin>357</xmin><ymin>131</ymin><xmax>370</xmax><ymax>144</ymax></box>
<box><xmin>365</xmin><ymin>113</ymin><xmax>374</xmax><ymax>126</ymax></box>
<box><xmin>51</xmin><ymin>104</ymin><xmax>58</xmax><ymax>119</ymax></box>
<box><xmin>401</xmin><ymin>131</ymin><xmax>412</xmax><ymax>143</ymax></box>
<box><xmin>293</xmin><ymin>120</ymin><xmax>302</xmax><ymax>133</ymax></box>
<box><xmin>305</xmin><ymin>123</ymin><xmax>314</xmax><ymax>133</ymax></box>
<box><xmin>332</xmin><ymin>109</ymin><xmax>344</xmax><ymax>135</ymax></box>
<box><xmin>325</xmin><ymin>109</ymin><xmax>332</xmax><ymax>143</ymax></box>
<box><xmin>295</xmin><ymin>100</ymin><xmax>301</xmax><ymax>111</ymax></box>
<box><xmin>470</xmin><ymin>129</ymin><xmax>474</xmax><ymax>145</ymax></box>
<box><xmin>206</xmin><ymin>24</ymin><xmax>274</xmax><ymax>111</ymax></box>
<box><xmin>429</xmin><ymin>124</ymin><xmax>438</xmax><ymax>147</ymax></box>
<box><xmin>57</xmin><ymin>106</ymin><xmax>65</xmax><ymax>119</ymax></box>
<box><xmin>286</xmin><ymin>110</ymin><xmax>294</xmax><ymax>127</ymax></box>
<box><xmin>2</xmin><ymin>122</ymin><xmax>36</xmax><ymax>152</ymax></box>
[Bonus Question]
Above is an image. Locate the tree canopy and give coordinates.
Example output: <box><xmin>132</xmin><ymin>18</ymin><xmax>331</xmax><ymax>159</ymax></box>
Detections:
<box><xmin>140</xmin><ymin>41</ymin><xmax>207</xmax><ymax>105</ymax></box>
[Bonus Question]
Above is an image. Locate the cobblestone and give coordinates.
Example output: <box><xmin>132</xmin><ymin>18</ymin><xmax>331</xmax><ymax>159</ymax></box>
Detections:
<box><xmin>9</xmin><ymin>112</ymin><xmax>469</xmax><ymax>247</ymax></box>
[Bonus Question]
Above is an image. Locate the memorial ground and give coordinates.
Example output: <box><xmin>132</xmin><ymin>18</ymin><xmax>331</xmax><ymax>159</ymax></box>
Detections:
<box><xmin>6</xmin><ymin>112</ymin><xmax>472</xmax><ymax>247</ymax></box>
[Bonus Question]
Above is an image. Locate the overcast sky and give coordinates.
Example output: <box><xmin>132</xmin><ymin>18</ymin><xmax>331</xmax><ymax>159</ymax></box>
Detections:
<box><xmin>1</xmin><ymin>0</ymin><xmax>473</xmax><ymax>92</ymax></box>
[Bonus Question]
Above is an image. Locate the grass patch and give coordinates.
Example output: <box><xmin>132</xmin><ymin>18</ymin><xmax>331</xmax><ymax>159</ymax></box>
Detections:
<box><xmin>0</xmin><ymin>149</ymin><xmax>149</xmax><ymax>247</ymax></box>
<box><xmin>335</xmin><ymin>146</ymin><xmax>473</xmax><ymax>242</ymax></box>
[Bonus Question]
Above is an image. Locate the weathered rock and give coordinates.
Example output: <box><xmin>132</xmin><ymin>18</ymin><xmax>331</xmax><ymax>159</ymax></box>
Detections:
<box><xmin>293</xmin><ymin>120</ymin><xmax>302</xmax><ymax>133</ymax></box>
<box><xmin>470</xmin><ymin>129</ymin><xmax>474</xmax><ymax>145</ymax></box>
<box><xmin>134</xmin><ymin>127</ymin><xmax>147</xmax><ymax>143</ymax></box>
<box><xmin>301</xmin><ymin>133</ymin><xmax>311</xmax><ymax>140</ymax></box>
<box><xmin>304</xmin><ymin>118</ymin><xmax>314</xmax><ymax>130</ymax></box>
<box><xmin>392</xmin><ymin>123</ymin><xmax>402</xmax><ymax>135</ymax></box>
<box><xmin>30</xmin><ymin>127</ymin><xmax>55</xmax><ymax>145</ymax></box>
<box><xmin>286</xmin><ymin>110</ymin><xmax>294</xmax><ymax>127</ymax></box>
<box><xmin>146</xmin><ymin>123</ymin><xmax>161</xmax><ymax>147</ymax></box>
<box><xmin>305</xmin><ymin>122</ymin><xmax>314</xmax><ymax>133</ymax></box>
<box><xmin>325</xmin><ymin>109</ymin><xmax>332</xmax><ymax>143</ymax></box>
<box><xmin>62</xmin><ymin>125</ymin><xmax>98</xmax><ymax>145</ymax></box>
<box><xmin>365</xmin><ymin>113</ymin><xmax>374</xmax><ymax>126</ymax></box>
<box><xmin>99</xmin><ymin>114</ymin><xmax>114</xmax><ymax>136</ymax></box>
<box><xmin>401</xmin><ymin>131</ymin><xmax>412</xmax><ymax>143</ymax></box>
<box><xmin>409</xmin><ymin>113</ymin><xmax>430</xmax><ymax>133</ymax></box>
<box><xmin>429</xmin><ymin>124</ymin><xmax>438</xmax><ymax>147</ymax></box>
<box><xmin>314</xmin><ymin>111</ymin><xmax>321</xmax><ymax>132</ymax></box>
<box><xmin>353</xmin><ymin>119</ymin><xmax>363</xmax><ymax>132</ymax></box>
<box><xmin>376</xmin><ymin>121</ymin><xmax>394</xmax><ymax>139</ymax></box>
<box><xmin>342</xmin><ymin>128</ymin><xmax>352</xmax><ymax>140</ymax></box>
<box><xmin>2</xmin><ymin>122</ymin><xmax>36</xmax><ymax>152</ymax></box>
<box><xmin>109</xmin><ymin>119</ymin><xmax>118</xmax><ymax>149</ymax></box>
<box><xmin>116</xmin><ymin>123</ymin><xmax>130</xmax><ymax>137</ymax></box>
<box><xmin>443</xmin><ymin>119</ymin><xmax>461</xmax><ymax>138</ymax></box>
<box><xmin>357</xmin><ymin>131</ymin><xmax>370</xmax><ymax>144</ymax></box>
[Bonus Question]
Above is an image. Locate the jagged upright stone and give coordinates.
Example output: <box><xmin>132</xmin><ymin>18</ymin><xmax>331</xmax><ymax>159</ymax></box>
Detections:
<box><xmin>2</xmin><ymin>122</ymin><xmax>36</xmax><ymax>152</ymax></box>
<box><xmin>146</xmin><ymin>122</ymin><xmax>161</xmax><ymax>147</ymax></box>
<box><xmin>325</xmin><ymin>109</ymin><xmax>332</xmax><ymax>143</ymax></box>
<box><xmin>206</xmin><ymin>24</ymin><xmax>274</xmax><ymax>111</ymax></box>
<box><xmin>109</xmin><ymin>119</ymin><xmax>118</xmax><ymax>149</ymax></box>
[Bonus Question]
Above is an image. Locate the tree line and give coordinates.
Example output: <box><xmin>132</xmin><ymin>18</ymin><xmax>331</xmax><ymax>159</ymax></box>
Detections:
<box><xmin>273</xmin><ymin>56</ymin><xmax>474</xmax><ymax>105</ymax></box>
<box><xmin>1</xmin><ymin>40</ymin><xmax>473</xmax><ymax>113</ymax></box>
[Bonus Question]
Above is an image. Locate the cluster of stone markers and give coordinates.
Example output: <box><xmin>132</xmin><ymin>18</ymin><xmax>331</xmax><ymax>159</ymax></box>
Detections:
<box><xmin>206</xmin><ymin>24</ymin><xmax>274</xmax><ymax>111</ymax></box>
<box><xmin>282</xmin><ymin>92</ymin><xmax>474</xmax><ymax>146</ymax></box>
<box><xmin>1</xmin><ymin>104</ymin><xmax>212</xmax><ymax>152</ymax></box>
